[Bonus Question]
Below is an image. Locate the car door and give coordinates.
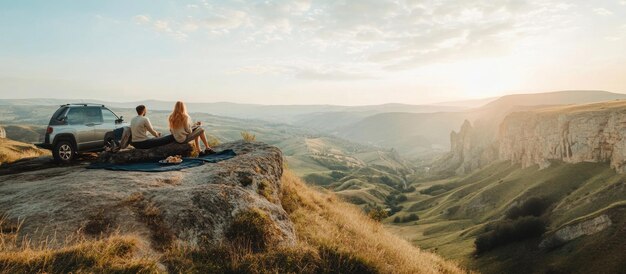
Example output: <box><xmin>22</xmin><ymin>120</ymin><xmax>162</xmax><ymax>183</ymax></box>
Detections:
<box><xmin>94</xmin><ymin>107</ymin><xmax>120</xmax><ymax>144</ymax></box>
<box><xmin>65</xmin><ymin>107</ymin><xmax>95</xmax><ymax>150</ymax></box>
<box><xmin>83</xmin><ymin>107</ymin><xmax>104</xmax><ymax>149</ymax></box>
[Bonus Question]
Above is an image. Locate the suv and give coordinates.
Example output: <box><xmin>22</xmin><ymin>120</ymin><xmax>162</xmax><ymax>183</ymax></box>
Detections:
<box><xmin>37</xmin><ymin>104</ymin><xmax>125</xmax><ymax>163</ymax></box>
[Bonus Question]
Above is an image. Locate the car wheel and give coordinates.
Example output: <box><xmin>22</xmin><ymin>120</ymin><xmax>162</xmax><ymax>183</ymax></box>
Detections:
<box><xmin>53</xmin><ymin>140</ymin><xmax>75</xmax><ymax>163</ymax></box>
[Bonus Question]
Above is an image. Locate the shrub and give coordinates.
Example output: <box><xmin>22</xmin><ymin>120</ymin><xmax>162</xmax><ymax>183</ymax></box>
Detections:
<box><xmin>366</xmin><ymin>206</ymin><xmax>388</xmax><ymax>222</ymax></box>
<box><xmin>402</xmin><ymin>186</ymin><xmax>416</xmax><ymax>193</ymax></box>
<box><xmin>241</xmin><ymin>131</ymin><xmax>256</xmax><ymax>142</ymax></box>
<box><xmin>404</xmin><ymin>213</ymin><xmax>419</xmax><ymax>222</ymax></box>
<box><xmin>329</xmin><ymin>171</ymin><xmax>345</xmax><ymax>180</ymax></box>
<box><xmin>506</xmin><ymin>197</ymin><xmax>551</xmax><ymax>220</ymax></box>
<box><xmin>474</xmin><ymin>216</ymin><xmax>547</xmax><ymax>254</ymax></box>
<box><xmin>393</xmin><ymin>214</ymin><xmax>419</xmax><ymax>223</ymax></box>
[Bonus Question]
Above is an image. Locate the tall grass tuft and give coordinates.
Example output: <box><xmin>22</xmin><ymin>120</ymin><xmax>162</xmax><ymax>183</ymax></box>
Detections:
<box><xmin>241</xmin><ymin>131</ymin><xmax>256</xmax><ymax>142</ymax></box>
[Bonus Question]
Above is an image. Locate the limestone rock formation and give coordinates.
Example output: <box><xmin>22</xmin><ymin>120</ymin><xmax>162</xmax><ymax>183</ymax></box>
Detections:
<box><xmin>97</xmin><ymin>142</ymin><xmax>194</xmax><ymax>164</ymax></box>
<box><xmin>435</xmin><ymin>100</ymin><xmax>626</xmax><ymax>174</ymax></box>
<box><xmin>499</xmin><ymin>101</ymin><xmax>626</xmax><ymax>172</ymax></box>
<box><xmin>431</xmin><ymin>120</ymin><xmax>498</xmax><ymax>175</ymax></box>
<box><xmin>539</xmin><ymin>214</ymin><xmax>612</xmax><ymax>249</ymax></box>
<box><xmin>0</xmin><ymin>141</ymin><xmax>296</xmax><ymax>250</ymax></box>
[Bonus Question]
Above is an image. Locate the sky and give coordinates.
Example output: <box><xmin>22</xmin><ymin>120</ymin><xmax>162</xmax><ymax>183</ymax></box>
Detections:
<box><xmin>0</xmin><ymin>0</ymin><xmax>625</xmax><ymax>105</ymax></box>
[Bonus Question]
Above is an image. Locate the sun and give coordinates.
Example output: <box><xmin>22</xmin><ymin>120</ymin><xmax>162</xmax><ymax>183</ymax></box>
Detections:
<box><xmin>455</xmin><ymin>57</ymin><xmax>525</xmax><ymax>98</ymax></box>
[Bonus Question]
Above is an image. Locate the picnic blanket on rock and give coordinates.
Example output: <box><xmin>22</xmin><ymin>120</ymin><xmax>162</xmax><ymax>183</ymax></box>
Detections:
<box><xmin>88</xmin><ymin>149</ymin><xmax>236</xmax><ymax>172</ymax></box>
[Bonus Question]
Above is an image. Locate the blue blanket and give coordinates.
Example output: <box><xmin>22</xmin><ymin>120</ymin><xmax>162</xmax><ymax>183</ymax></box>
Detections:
<box><xmin>88</xmin><ymin>149</ymin><xmax>236</xmax><ymax>172</ymax></box>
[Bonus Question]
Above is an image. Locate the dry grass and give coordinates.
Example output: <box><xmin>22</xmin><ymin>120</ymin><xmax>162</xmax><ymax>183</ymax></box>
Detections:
<box><xmin>164</xmin><ymin>170</ymin><xmax>466</xmax><ymax>273</ymax></box>
<box><xmin>0</xmin><ymin>138</ymin><xmax>49</xmax><ymax>165</ymax></box>
<box><xmin>206</xmin><ymin>134</ymin><xmax>221</xmax><ymax>147</ymax></box>
<box><xmin>280</xmin><ymin>169</ymin><xmax>466</xmax><ymax>274</ymax></box>
<box><xmin>0</xmin><ymin>217</ymin><xmax>158</xmax><ymax>274</ymax></box>
<box><xmin>241</xmin><ymin>131</ymin><xmax>257</xmax><ymax>142</ymax></box>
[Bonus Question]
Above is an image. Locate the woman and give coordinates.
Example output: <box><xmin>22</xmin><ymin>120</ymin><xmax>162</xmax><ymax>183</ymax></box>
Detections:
<box><xmin>169</xmin><ymin>101</ymin><xmax>215</xmax><ymax>155</ymax></box>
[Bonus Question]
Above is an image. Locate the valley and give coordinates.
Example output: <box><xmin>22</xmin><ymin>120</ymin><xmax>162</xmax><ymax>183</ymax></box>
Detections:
<box><xmin>2</xmin><ymin>90</ymin><xmax>626</xmax><ymax>273</ymax></box>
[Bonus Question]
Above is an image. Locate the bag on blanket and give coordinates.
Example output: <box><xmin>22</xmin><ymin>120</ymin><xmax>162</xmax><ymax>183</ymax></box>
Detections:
<box><xmin>104</xmin><ymin>127</ymin><xmax>132</xmax><ymax>153</ymax></box>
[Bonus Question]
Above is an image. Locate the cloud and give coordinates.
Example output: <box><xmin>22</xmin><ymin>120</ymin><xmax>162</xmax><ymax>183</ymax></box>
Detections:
<box><xmin>227</xmin><ymin>65</ymin><xmax>289</xmax><ymax>75</ymax></box>
<box><xmin>200</xmin><ymin>10</ymin><xmax>248</xmax><ymax>31</ymax></box>
<box><xmin>133</xmin><ymin>14</ymin><xmax>150</xmax><ymax>24</ymax></box>
<box><xmin>294</xmin><ymin>68</ymin><xmax>374</xmax><ymax>81</ymax></box>
<box><xmin>132</xmin><ymin>15</ymin><xmax>188</xmax><ymax>41</ymax></box>
<box><xmin>230</xmin><ymin>61</ymin><xmax>376</xmax><ymax>81</ymax></box>
<box><xmin>131</xmin><ymin>1</ymin><xmax>593</xmax><ymax>70</ymax></box>
<box><xmin>133</xmin><ymin>8</ymin><xmax>248</xmax><ymax>40</ymax></box>
<box><xmin>593</xmin><ymin>8</ymin><xmax>613</xmax><ymax>16</ymax></box>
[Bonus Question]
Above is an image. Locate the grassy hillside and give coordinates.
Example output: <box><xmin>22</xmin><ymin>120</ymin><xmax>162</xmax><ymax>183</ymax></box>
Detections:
<box><xmin>0</xmin><ymin>170</ymin><xmax>465</xmax><ymax>274</ymax></box>
<box><xmin>386</xmin><ymin>160</ymin><xmax>626</xmax><ymax>273</ymax></box>
<box><xmin>0</xmin><ymin>138</ymin><xmax>49</xmax><ymax>165</ymax></box>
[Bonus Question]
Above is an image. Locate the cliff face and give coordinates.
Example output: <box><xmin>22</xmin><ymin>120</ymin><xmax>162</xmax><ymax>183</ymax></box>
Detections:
<box><xmin>432</xmin><ymin>120</ymin><xmax>498</xmax><ymax>175</ymax></box>
<box><xmin>436</xmin><ymin>101</ymin><xmax>626</xmax><ymax>174</ymax></box>
<box><xmin>0</xmin><ymin>141</ymin><xmax>296</xmax><ymax>249</ymax></box>
<box><xmin>499</xmin><ymin>102</ymin><xmax>626</xmax><ymax>172</ymax></box>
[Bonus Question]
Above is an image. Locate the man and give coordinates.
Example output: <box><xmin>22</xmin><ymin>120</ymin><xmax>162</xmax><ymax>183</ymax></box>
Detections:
<box><xmin>130</xmin><ymin>105</ymin><xmax>174</xmax><ymax>149</ymax></box>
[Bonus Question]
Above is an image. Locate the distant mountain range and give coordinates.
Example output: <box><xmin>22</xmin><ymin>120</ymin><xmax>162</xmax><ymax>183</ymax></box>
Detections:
<box><xmin>2</xmin><ymin>90</ymin><xmax>625</xmax><ymax>158</ymax></box>
<box><xmin>0</xmin><ymin>98</ymin><xmax>467</xmax><ymax>123</ymax></box>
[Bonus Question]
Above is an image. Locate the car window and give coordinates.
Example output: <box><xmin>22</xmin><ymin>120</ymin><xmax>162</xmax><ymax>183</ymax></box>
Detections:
<box><xmin>102</xmin><ymin>108</ymin><xmax>118</xmax><ymax>124</ymax></box>
<box><xmin>85</xmin><ymin>107</ymin><xmax>103</xmax><ymax>124</ymax></box>
<box><xmin>53</xmin><ymin>107</ymin><xmax>68</xmax><ymax>120</ymax></box>
<box><xmin>66</xmin><ymin>108</ymin><xmax>86</xmax><ymax>125</ymax></box>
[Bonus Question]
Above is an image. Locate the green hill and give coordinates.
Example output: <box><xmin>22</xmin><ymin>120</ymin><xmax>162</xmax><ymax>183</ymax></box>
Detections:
<box><xmin>386</xmin><ymin>160</ymin><xmax>626</xmax><ymax>273</ymax></box>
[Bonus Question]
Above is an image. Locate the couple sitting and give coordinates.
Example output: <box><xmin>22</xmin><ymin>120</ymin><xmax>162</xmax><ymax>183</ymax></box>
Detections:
<box><xmin>130</xmin><ymin>101</ymin><xmax>215</xmax><ymax>155</ymax></box>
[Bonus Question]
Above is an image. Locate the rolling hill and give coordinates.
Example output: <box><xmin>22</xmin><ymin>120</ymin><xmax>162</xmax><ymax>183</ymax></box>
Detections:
<box><xmin>386</xmin><ymin>161</ymin><xmax>626</xmax><ymax>274</ymax></box>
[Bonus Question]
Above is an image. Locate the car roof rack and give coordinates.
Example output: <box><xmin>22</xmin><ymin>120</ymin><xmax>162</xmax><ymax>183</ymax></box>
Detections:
<box><xmin>60</xmin><ymin>103</ymin><xmax>106</xmax><ymax>107</ymax></box>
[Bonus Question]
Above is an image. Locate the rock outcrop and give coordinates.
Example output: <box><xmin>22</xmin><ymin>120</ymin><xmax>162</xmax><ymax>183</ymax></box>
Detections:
<box><xmin>539</xmin><ymin>214</ymin><xmax>612</xmax><ymax>249</ymax></box>
<box><xmin>0</xmin><ymin>141</ymin><xmax>296</xmax><ymax>250</ymax></box>
<box><xmin>431</xmin><ymin>120</ymin><xmax>498</xmax><ymax>175</ymax></box>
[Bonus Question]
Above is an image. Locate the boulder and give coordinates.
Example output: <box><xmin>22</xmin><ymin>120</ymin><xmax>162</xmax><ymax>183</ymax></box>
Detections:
<box><xmin>0</xmin><ymin>141</ymin><xmax>296</xmax><ymax>250</ymax></box>
<box><xmin>97</xmin><ymin>142</ymin><xmax>194</xmax><ymax>164</ymax></box>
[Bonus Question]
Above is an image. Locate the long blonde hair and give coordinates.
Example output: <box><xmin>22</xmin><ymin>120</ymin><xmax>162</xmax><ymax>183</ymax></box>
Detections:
<box><xmin>169</xmin><ymin>101</ymin><xmax>190</xmax><ymax>129</ymax></box>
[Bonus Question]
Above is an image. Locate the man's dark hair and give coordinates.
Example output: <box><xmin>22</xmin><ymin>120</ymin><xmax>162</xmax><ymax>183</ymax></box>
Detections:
<box><xmin>136</xmin><ymin>105</ymin><xmax>146</xmax><ymax>115</ymax></box>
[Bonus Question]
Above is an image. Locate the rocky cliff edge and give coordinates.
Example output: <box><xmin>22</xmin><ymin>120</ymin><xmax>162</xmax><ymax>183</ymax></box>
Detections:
<box><xmin>0</xmin><ymin>141</ymin><xmax>296</xmax><ymax>251</ymax></box>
